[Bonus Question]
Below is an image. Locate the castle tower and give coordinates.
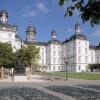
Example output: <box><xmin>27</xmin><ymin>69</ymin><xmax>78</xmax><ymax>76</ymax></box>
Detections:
<box><xmin>51</xmin><ymin>30</ymin><xmax>57</xmax><ymax>39</ymax></box>
<box><xmin>0</xmin><ymin>10</ymin><xmax>8</xmax><ymax>23</ymax></box>
<box><xmin>75</xmin><ymin>23</ymin><xmax>81</xmax><ymax>35</ymax></box>
<box><xmin>26</xmin><ymin>22</ymin><xmax>36</xmax><ymax>42</ymax></box>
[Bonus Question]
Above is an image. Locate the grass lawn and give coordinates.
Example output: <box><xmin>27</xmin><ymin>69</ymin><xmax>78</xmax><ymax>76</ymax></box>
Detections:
<box><xmin>34</xmin><ymin>72</ymin><xmax>100</xmax><ymax>80</ymax></box>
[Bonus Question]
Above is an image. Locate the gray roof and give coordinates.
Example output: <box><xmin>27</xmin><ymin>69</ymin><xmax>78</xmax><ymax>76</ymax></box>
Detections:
<box><xmin>63</xmin><ymin>38</ymin><xmax>69</xmax><ymax>43</ymax></box>
<box><xmin>0</xmin><ymin>23</ymin><xmax>17</xmax><ymax>31</ymax></box>
<box><xmin>23</xmin><ymin>41</ymin><xmax>47</xmax><ymax>46</ymax></box>
<box><xmin>89</xmin><ymin>44</ymin><xmax>100</xmax><ymax>50</ymax></box>
<box><xmin>35</xmin><ymin>42</ymin><xmax>47</xmax><ymax>46</ymax></box>
<box><xmin>69</xmin><ymin>34</ymin><xmax>87</xmax><ymax>41</ymax></box>
<box><xmin>15</xmin><ymin>35</ymin><xmax>22</xmax><ymax>41</ymax></box>
<box><xmin>26</xmin><ymin>25</ymin><xmax>36</xmax><ymax>33</ymax></box>
<box><xmin>47</xmin><ymin>39</ymin><xmax>61</xmax><ymax>45</ymax></box>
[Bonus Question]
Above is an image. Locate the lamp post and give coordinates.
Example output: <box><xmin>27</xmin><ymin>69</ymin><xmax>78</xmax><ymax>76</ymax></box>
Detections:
<box><xmin>63</xmin><ymin>57</ymin><xmax>68</xmax><ymax>80</ymax></box>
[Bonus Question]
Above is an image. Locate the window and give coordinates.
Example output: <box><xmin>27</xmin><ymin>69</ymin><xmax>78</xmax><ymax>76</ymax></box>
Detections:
<box><xmin>78</xmin><ymin>42</ymin><xmax>80</xmax><ymax>45</ymax></box>
<box><xmin>58</xmin><ymin>51</ymin><xmax>60</xmax><ymax>56</ymax></box>
<box><xmin>58</xmin><ymin>46</ymin><xmax>60</xmax><ymax>49</ymax></box>
<box><xmin>85</xmin><ymin>56</ymin><xmax>88</xmax><ymax>62</ymax></box>
<box><xmin>85</xmin><ymin>42</ymin><xmax>87</xmax><ymax>45</ymax></box>
<box><xmin>78</xmin><ymin>56</ymin><xmax>81</xmax><ymax>62</ymax></box>
<box><xmin>78</xmin><ymin>47</ymin><xmax>81</xmax><ymax>53</ymax></box>
<box><xmin>91</xmin><ymin>57</ymin><xmax>93</xmax><ymax>62</ymax></box>
<box><xmin>42</xmin><ymin>48</ymin><xmax>44</xmax><ymax>50</ymax></box>
<box><xmin>53</xmin><ymin>46</ymin><xmax>55</xmax><ymax>49</ymax></box>
<box><xmin>58</xmin><ymin>66</ymin><xmax>60</xmax><ymax>71</ymax></box>
<box><xmin>85</xmin><ymin>48</ymin><xmax>87</xmax><ymax>54</ymax></box>
<box><xmin>53</xmin><ymin>66</ymin><xmax>55</xmax><ymax>71</ymax></box>
<box><xmin>42</xmin><ymin>59</ymin><xmax>44</xmax><ymax>64</ymax></box>
<box><xmin>8</xmin><ymin>34</ymin><xmax>12</xmax><ymax>38</ymax></box>
<box><xmin>78</xmin><ymin>66</ymin><xmax>81</xmax><ymax>70</ymax></box>
<box><xmin>53</xmin><ymin>51</ymin><xmax>56</xmax><ymax>56</ymax></box>
<box><xmin>8</xmin><ymin>41</ymin><xmax>12</xmax><ymax>44</ymax></box>
<box><xmin>53</xmin><ymin>58</ymin><xmax>56</xmax><ymax>64</ymax></box>
<box><xmin>58</xmin><ymin>58</ymin><xmax>60</xmax><ymax>63</ymax></box>
<box><xmin>42</xmin><ymin>52</ymin><xmax>44</xmax><ymax>56</ymax></box>
<box><xmin>49</xmin><ymin>66</ymin><xmax>51</xmax><ymax>70</ymax></box>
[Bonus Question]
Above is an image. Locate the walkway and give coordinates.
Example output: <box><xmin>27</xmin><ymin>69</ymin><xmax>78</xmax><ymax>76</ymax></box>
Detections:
<box><xmin>0</xmin><ymin>75</ymin><xmax>100</xmax><ymax>100</ymax></box>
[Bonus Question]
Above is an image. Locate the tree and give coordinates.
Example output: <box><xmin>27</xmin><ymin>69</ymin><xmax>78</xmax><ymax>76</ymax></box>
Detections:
<box><xmin>59</xmin><ymin>0</ymin><xmax>100</xmax><ymax>26</ymax></box>
<box><xmin>0</xmin><ymin>42</ymin><xmax>16</xmax><ymax>68</ymax></box>
<box><xmin>16</xmin><ymin>44</ymin><xmax>40</xmax><ymax>71</ymax></box>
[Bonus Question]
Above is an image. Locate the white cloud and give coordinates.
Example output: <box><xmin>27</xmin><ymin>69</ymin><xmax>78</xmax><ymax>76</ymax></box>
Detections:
<box><xmin>22</xmin><ymin>7</ymin><xmax>37</xmax><ymax>17</ymax></box>
<box><xmin>36</xmin><ymin>2</ymin><xmax>49</xmax><ymax>12</ymax></box>
<box><xmin>22</xmin><ymin>2</ymin><xmax>49</xmax><ymax>18</ymax></box>
<box><xmin>23</xmin><ymin>10</ymin><xmax>36</xmax><ymax>17</ymax></box>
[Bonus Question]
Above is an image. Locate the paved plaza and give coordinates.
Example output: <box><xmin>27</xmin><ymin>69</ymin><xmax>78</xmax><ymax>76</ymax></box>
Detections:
<box><xmin>0</xmin><ymin>75</ymin><xmax>100</xmax><ymax>100</ymax></box>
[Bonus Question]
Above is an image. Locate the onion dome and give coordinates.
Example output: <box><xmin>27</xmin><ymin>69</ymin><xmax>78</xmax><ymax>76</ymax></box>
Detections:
<box><xmin>51</xmin><ymin>30</ymin><xmax>57</xmax><ymax>39</ymax></box>
<box><xmin>69</xmin><ymin>34</ymin><xmax>87</xmax><ymax>41</ymax></box>
<box><xmin>0</xmin><ymin>10</ymin><xmax>8</xmax><ymax>17</ymax></box>
<box><xmin>0</xmin><ymin>10</ymin><xmax>8</xmax><ymax>23</ymax></box>
<box><xmin>26</xmin><ymin>24</ymin><xmax>36</xmax><ymax>34</ymax></box>
<box><xmin>26</xmin><ymin>22</ymin><xmax>36</xmax><ymax>42</ymax></box>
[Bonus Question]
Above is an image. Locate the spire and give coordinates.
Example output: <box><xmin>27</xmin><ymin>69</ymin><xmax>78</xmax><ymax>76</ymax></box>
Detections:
<box><xmin>51</xmin><ymin>30</ymin><xmax>57</xmax><ymax>39</ymax></box>
<box><xmin>0</xmin><ymin>10</ymin><xmax>8</xmax><ymax>23</ymax></box>
<box><xmin>30</xmin><ymin>20</ymin><xmax>33</xmax><ymax>26</ymax></box>
<box><xmin>75</xmin><ymin>23</ymin><xmax>81</xmax><ymax>35</ymax></box>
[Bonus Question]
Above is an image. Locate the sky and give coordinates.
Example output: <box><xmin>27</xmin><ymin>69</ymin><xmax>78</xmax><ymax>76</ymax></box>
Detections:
<box><xmin>0</xmin><ymin>0</ymin><xmax>100</xmax><ymax>45</ymax></box>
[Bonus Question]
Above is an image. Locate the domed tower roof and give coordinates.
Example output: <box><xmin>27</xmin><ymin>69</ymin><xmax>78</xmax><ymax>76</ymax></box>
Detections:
<box><xmin>51</xmin><ymin>30</ymin><xmax>56</xmax><ymax>35</ymax></box>
<box><xmin>26</xmin><ymin>22</ymin><xmax>36</xmax><ymax>42</ymax></box>
<box><xmin>0</xmin><ymin>10</ymin><xmax>8</xmax><ymax>17</ymax></box>
<box><xmin>51</xmin><ymin>29</ymin><xmax>57</xmax><ymax>39</ymax></box>
<box><xmin>69</xmin><ymin>23</ymin><xmax>87</xmax><ymax>41</ymax></box>
<box><xmin>26</xmin><ymin>24</ymin><xmax>36</xmax><ymax>34</ymax></box>
<box><xmin>69</xmin><ymin>34</ymin><xmax>87</xmax><ymax>41</ymax></box>
<box><xmin>0</xmin><ymin>10</ymin><xmax>8</xmax><ymax>23</ymax></box>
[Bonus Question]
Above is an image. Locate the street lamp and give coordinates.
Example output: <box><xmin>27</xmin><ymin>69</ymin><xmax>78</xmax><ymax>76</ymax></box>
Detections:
<box><xmin>63</xmin><ymin>57</ymin><xmax>69</xmax><ymax>80</ymax></box>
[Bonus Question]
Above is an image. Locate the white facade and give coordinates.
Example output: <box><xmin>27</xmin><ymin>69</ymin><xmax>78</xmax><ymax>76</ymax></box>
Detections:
<box><xmin>0</xmin><ymin>10</ymin><xmax>100</xmax><ymax>72</ymax></box>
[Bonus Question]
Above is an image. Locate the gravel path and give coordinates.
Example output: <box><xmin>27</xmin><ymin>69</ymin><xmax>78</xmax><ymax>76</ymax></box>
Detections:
<box><xmin>0</xmin><ymin>87</ymin><xmax>62</xmax><ymax>100</ymax></box>
<box><xmin>46</xmin><ymin>86</ymin><xmax>100</xmax><ymax>100</ymax></box>
<box><xmin>0</xmin><ymin>75</ymin><xmax>100</xmax><ymax>100</ymax></box>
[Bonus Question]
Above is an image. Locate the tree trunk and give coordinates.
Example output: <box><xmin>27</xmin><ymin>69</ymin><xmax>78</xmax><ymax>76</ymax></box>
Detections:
<box><xmin>1</xmin><ymin>66</ymin><xmax>4</xmax><ymax>79</ymax></box>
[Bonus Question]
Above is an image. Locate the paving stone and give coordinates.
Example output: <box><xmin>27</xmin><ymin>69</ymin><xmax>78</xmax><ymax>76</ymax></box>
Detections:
<box><xmin>46</xmin><ymin>86</ymin><xmax>100</xmax><ymax>100</ymax></box>
<box><xmin>0</xmin><ymin>87</ymin><xmax>61</xmax><ymax>100</ymax></box>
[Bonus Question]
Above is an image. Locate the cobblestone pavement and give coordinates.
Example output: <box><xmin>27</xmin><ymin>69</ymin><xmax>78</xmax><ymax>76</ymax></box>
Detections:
<box><xmin>46</xmin><ymin>86</ymin><xmax>100</xmax><ymax>100</ymax></box>
<box><xmin>77</xmin><ymin>85</ymin><xmax>100</xmax><ymax>90</ymax></box>
<box><xmin>0</xmin><ymin>87</ymin><xmax>61</xmax><ymax>100</ymax></box>
<box><xmin>0</xmin><ymin>77</ymin><xmax>100</xmax><ymax>100</ymax></box>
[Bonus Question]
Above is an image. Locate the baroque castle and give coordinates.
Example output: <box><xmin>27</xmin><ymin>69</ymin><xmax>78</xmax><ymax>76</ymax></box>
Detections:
<box><xmin>0</xmin><ymin>10</ymin><xmax>100</xmax><ymax>72</ymax></box>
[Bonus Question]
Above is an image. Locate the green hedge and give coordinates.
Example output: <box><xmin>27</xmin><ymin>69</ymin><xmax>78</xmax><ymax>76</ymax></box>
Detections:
<box><xmin>88</xmin><ymin>64</ymin><xmax>100</xmax><ymax>69</ymax></box>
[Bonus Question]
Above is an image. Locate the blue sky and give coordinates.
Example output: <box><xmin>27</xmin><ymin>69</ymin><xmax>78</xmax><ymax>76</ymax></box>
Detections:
<box><xmin>0</xmin><ymin>0</ymin><xmax>100</xmax><ymax>45</ymax></box>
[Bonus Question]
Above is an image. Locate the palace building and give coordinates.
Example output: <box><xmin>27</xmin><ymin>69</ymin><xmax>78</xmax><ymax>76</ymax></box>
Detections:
<box><xmin>0</xmin><ymin>10</ymin><xmax>100</xmax><ymax>72</ymax></box>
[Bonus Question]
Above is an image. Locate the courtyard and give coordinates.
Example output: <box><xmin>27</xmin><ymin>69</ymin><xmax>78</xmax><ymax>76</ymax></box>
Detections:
<box><xmin>0</xmin><ymin>73</ymin><xmax>100</xmax><ymax>100</ymax></box>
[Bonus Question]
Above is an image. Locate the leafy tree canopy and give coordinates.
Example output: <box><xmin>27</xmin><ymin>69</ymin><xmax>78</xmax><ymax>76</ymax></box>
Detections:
<box><xmin>16</xmin><ymin>45</ymin><xmax>40</xmax><ymax>68</ymax></box>
<box><xmin>59</xmin><ymin>0</ymin><xmax>100</xmax><ymax>26</ymax></box>
<box><xmin>0</xmin><ymin>42</ymin><xmax>16</xmax><ymax>68</ymax></box>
